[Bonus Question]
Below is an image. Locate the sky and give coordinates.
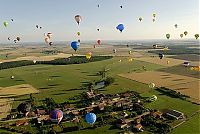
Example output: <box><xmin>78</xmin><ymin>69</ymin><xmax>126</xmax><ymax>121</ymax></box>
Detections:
<box><xmin>0</xmin><ymin>0</ymin><xmax>199</xmax><ymax>43</ymax></box>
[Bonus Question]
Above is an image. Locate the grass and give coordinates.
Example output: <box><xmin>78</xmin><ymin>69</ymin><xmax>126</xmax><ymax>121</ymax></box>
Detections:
<box><xmin>0</xmin><ymin>56</ymin><xmax>199</xmax><ymax>134</ymax></box>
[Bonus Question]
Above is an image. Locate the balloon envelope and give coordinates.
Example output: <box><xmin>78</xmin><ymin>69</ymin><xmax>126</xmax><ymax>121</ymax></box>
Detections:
<box><xmin>3</xmin><ymin>22</ymin><xmax>8</xmax><ymax>27</ymax></box>
<box><xmin>50</xmin><ymin>110</ymin><xmax>63</xmax><ymax>124</ymax></box>
<box><xmin>75</xmin><ymin>15</ymin><xmax>82</xmax><ymax>25</ymax></box>
<box><xmin>86</xmin><ymin>52</ymin><xmax>92</xmax><ymax>59</ymax></box>
<box><xmin>77</xmin><ymin>32</ymin><xmax>80</xmax><ymax>36</ymax></box>
<box><xmin>85</xmin><ymin>113</ymin><xmax>96</xmax><ymax>125</ymax></box>
<box><xmin>184</xmin><ymin>31</ymin><xmax>188</xmax><ymax>36</ymax></box>
<box><xmin>166</xmin><ymin>34</ymin><xmax>170</xmax><ymax>39</ymax></box>
<box><xmin>180</xmin><ymin>34</ymin><xmax>184</xmax><ymax>38</ymax></box>
<box><xmin>97</xmin><ymin>40</ymin><xmax>101</xmax><ymax>45</ymax></box>
<box><xmin>194</xmin><ymin>34</ymin><xmax>199</xmax><ymax>39</ymax></box>
<box><xmin>71</xmin><ymin>41</ymin><xmax>80</xmax><ymax>51</ymax></box>
<box><xmin>116</xmin><ymin>24</ymin><xmax>124</xmax><ymax>32</ymax></box>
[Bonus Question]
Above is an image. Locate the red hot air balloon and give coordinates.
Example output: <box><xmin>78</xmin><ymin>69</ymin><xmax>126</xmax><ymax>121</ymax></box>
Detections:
<box><xmin>97</xmin><ymin>40</ymin><xmax>101</xmax><ymax>45</ymax></box>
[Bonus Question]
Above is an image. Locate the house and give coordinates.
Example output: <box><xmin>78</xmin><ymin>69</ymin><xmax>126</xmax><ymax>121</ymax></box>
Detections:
<box><xmin>71</xmin><ymin>110</ymin><xmax>80</xmax><ymax>116</ymax></box>
<box><xmin>64</xmin><ymin>103</ymin><xmax>74</xmax><ymax>110</ymax></box>
<box><xmin>35</xmin><ymin>109</ymin><xmax>46</xmax><ymax>116</ymax></box>
<box><xmin>165</xmin><ymin>110</ymin><xmax>184</xmax><ymax>120</ymax></box>
<box><xmin>133</xmin><ymin>124</ymin><xmax>144</xmax><ymax>132</ymax></box>
<box><xmin>16</xmin><ymin>119</ymin><xmax>29</xmax><ymax>126</ymax></box>
<box><xmin>98</xmin><ymin>103</ymin><xmax>105</xmax><ymax>111</ymax></box>
<box><xmin>116</xmin><ymin>119</ymin><xmax>131</xmax><ymax>129</ymax></box>
<box><xmin>115</xmin><ymin>100</ymin><xmax>132</xmax><ymax>110</ymax></box>
<box><xmin>86</xmin><ymin>91</ymin><xmax>95</xmax><ymax>99</ymax></box>
<box><xmin>134</xmin><ymin>117</ymin><xmax>142</xmax><ymax>124</ymax></box>
<box><xmin>151</xmin><ymin>111</ymin><xmax>162</xmax><ymax>119</ymax></box>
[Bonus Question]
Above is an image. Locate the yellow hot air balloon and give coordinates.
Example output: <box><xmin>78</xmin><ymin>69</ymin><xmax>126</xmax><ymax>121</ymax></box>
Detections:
<box><xmin>152</xmin><ymin>13</ymin><xmax>156</xmax><ymax>18</ymax></box>
<box><xmin>167</xmin><ymin>61</ymin><xmax>170</xmax><ymax>64</ymax></box>
<box><xmin>129</xmin><ymin>50</ymin><xmax>132</xmax><ymax>55</ymax></box>
<box><xmin>128</xmin><ymin>58</ymin><xmax>133</xmax><ymax>62</ymax></box>
<box><xmin>86</xmin><ymin>52</ymin><xmax>92</xmax><ymax>59</ymax></box>
<box><xmin>77</xmin><ymin>32</ymin><xmax>80</xmax><ymax>36</ymax></box>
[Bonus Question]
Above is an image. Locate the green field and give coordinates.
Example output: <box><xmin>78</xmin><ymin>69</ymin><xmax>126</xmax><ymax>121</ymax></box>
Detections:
<box><xmin>0</xmin><ymin>56</ymin><xmax>199</xmax><ymax>134</ymax></box>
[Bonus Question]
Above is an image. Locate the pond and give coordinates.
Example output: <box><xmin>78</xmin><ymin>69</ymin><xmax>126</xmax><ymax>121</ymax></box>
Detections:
<box><xmin>94</xmin><ymin>81</ymin><xmax>105</xmax><ymax>90</ymax></box>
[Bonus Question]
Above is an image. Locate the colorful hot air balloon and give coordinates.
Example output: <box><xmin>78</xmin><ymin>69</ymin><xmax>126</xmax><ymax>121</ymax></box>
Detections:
<box><xmin>113</xmin><ymin>49</ymin><xmax>117</xmax><ymax>53</ymax></box>
<box><xmin>86</xmin><ymin>52</ymin><xmax>92</xmax><ymax>59</ymax></box>
<box><xmin>97</xmin><ymin>40</ymin><xmax>101</xmax><ymax>45</ymax></box>
<box><xmin>184</xmin><ymin>31</ymin><xmax>188</xmax><ymax>36</ymax></box>
<box><xmin>45</xmin><ymin>37</ymin><xmax>49</xmax><ymax>44</ymax></box>
<box><xmin>47</xmin><ymin>33</ymin><xmax>52</xmax><ymax>39</ymax></box>
<box><xmin>16</xmin><ymin>37</ymin><xmax>20</xmax><ymax>41</ymax></box>
<box><xmin>85</xmin><ymin>113</ymin><xmax>96</xmax><ymax>125</ymax></box>
<box><xmin>174</xmin><ymin>24</ymin><xmax>178</xmax><ymax>28</ymax></box>
<box><xmin>50</xmin><ymin>110</ymin><xmax>63</xmax><ymax>124</ymax></box>
<box><xmin>194</xmin><ymin>34</ymin><xmax>199</xmax><ymax>39</ymax></box>
<box><xmin>71</xmin><ymin>41</ymin><xmax>80</xmax><ymax>51</ymax></box>
<box><xmin>3</xmin><ymin>22</ymin><xmax>8</xmax><ymax>27</ymax></box>
<box><xmin>166</xmin><ymin>34</ymin><xmax>170</xmax><ymax>39</ymax></box>
<box><xmin>159</xmin><ymin>53</ymin><xmax>164</xmax><ymax>59</ymax></box>
<box><xmin>116</xmin><ymin>24</ymin><xmax>124</xmax><ymax>32</ymax></box>
<box><xmin>139</xmin><ymin>17</ymin><xmax>143</xmax><ymax>22</ymax></box>
<box><xmin>77</xmin><ymin>32</ymin><xmax>80</xmax><ymax>36</ymax></box>
<box><xmin>180</xmin><ymin>34</ymin><xmax>184</xmax><ymax>38</ymax></box>
<box><xmin>75</xmin><ymin>15</ymin><xmax>82</xmax><ymax>25</ymax></box>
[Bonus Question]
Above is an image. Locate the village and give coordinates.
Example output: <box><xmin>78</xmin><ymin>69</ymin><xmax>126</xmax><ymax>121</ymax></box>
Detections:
<box><xmin>0</xmin><ymin>86</ymin><xmax>185</xmax><ymax>134</ymax></box>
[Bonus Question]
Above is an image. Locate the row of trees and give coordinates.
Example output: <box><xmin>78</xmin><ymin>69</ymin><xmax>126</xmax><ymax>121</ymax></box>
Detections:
<box><xmin>0</xmin><ymin>56</ymin><xmax>113</xmax><ymax>70</ymax></box>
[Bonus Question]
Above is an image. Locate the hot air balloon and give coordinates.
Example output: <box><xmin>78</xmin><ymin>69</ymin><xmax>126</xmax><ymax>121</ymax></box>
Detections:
<box><xmin>93</xmin><ymin>45</ymin><xmax>96</xmax><ymax>48</ymax></box>
<box><xmin>139</xmin><ymin>17</ymin><xmax>143</xmax><ymax>22</ymax></box>
<box><xmin>152</xmin><ymin>13</ymin><xmax>156</xmax><ymax>18</ymax></box>
<box><xmin>50</xmin><ymin>110</ymin><xmax>63</xmax><ymax>124</ymax></box>
<box><xmin>36</xmin><ymin>25</ymin><xmax>39</xmax><ymax>28</ymax></box>
<box><xmin>120</xmin><ymin>5</ymin><xmax>123</xmax><ymax>8</ymax></box>
<box><xmin>85</xmin><ymin>113</ymin><xmax>96</xmax><ymax>125</ymax></box>
<box><xmin>78</xmin><ymin>39</ymin><xmax>81</xmax><ymax>43</ymax></box>
<box><xmin>3</xmin><ymin>22</ymin><xmax>8</xmax><ymax>27</ymax></box>
<box><xmin>180</xmin><ymin>34</ymin><xmax>184</xmax><ymax>38</ymax></box>
<box><xmin>8</xmin><ymin>37</ymin><xmax>10</xmax><ymax>41</ymax></box>
<box><xmin>16</xmin><ymin>37</ymin><xmax>20</xmax><ymax>41</ymax></box>
<box><xmin>150</xmin><ymin>95</ymin><xmax>157</xmax><ymax>101</ymax></box>
<box><xmin>11</xmin><ymin>19</ymin><xmax>14</xmax><ymax>22</ymax></box>
<box><xmin>152</xmin><ymin>18</ymin><xmax>156</xmax><ymax>22</ymax></box>
<box><xmin>97</xmin><ymin>4</ymin><xmax>100</xmax><ymax>8</ymax></box>
<box><xmin>116</xmin><ymin>24</ymin><xmax>124</xmax><ymax>32</ymax></box>
<box><xmin>75</xmin><ymin>15</ymin><xmax>82</xmax><ymax>25</ymax></box>
<box><xmin>194</xmin><ymin>34</ymin><xmax>199</xmax><ymax>39</ymax></box>
<box><xmin>129</xmin><ymin>50</ymin><xmax>132</xmax><ymax>55</ymax></box>
<box><xmin>174</xmin><ymin>24</ymin><xmax>178</xmax><ymax>28</ymax></box>
<box><xmin>33</xmin><ymin>60</ymin><xmax>37</xmax><ymax>64</ymax></box>
<box><xmin>128</xmin><ymin>58</ymin><xmax>133</xmax><ymax>62</ymax></box>
<box><xmin>166</xmin><ymin>34</ymin><xmax>170</xmax><ymax>39</ymax></box>
<box><xmin>47</xmin><ymin>33</ymin><xmax>52</xmax><ymax>39</ymax></box>
<box><xmin>71</xmin><ymin>41</ymin><xmax>80</xmax><ymax>51</ymax></box>
<box><xmin>40</xmin><ymin>27</ymin><xmax>42</xmax><ymax>29</ymax></box>
<box><xmin>11</xmin><ymin>75</ymin><xmax>15</xmax><ymax>79</ymax></box>
<box><xmin>97</xmin><ymin>29</ymin><xmax>100</xmax><ymax>31</ymax></box>
<box><xmin>113</xmin><ymin>49</ymin><xmax>117</xmax><ymax>53</ymax></box>
<box><xmin>149</xmin><ymin>83</ymin><xmax>155</xmax><ymax>88</ymax></box>
<box><xmin>184</xmin><ymin>31</ymin><xmax>188</xmax><ymax>36</ymax></box>
<box><xmin>77</xmin><ymin>32</ymin><xmax>80</xmax><ymax>36</ymax></box>
<box><xmin>49</xmin><ymin>42</ymin><xmax>53</xmax><ymax>46</ymax></box>
<box><xmin>86</xmin><ymin>52</ymin><xmax>92</xmax><ymax>59</ymax></box>
<box><xmin>159</xmin><ymin>53</ymin><xmax>164</xmax><ymax>59</ymax></box>
<box><xmin>14</xmin><ymin>40</ymin><xmax>17</xmax><ymax>43</ymax></box>
<box><xmin>45</xmin><ymin>37</ymin><xmax>49</xmax><ymax>44</ymax></box>
<box><xmin>167</xmin><ymin>61</ymin><xmax>170</xmax><ymax>64</ymax></box>
<box><xmin>97</xmin><ymin>40</ymin><xmax>101</xmax><ymax>45</ymax></box>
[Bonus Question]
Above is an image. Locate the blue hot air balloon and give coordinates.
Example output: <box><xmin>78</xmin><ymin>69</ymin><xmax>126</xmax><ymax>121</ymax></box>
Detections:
<box><xmin>85</xmin><ymin>113</ymin><xmax>96</xmax><ymax>125</ymax></box>
<box><xmin>116</xmin><ymin>24</ymin><xmax>124</xmax><ymax>32</ymax></box>
<box><xmin>159</xmin><ymin>53</ymin><xmax>164</xmax><ymax>59</ymax></box>
<box><xmin>71</xmin><ymin>41</ymin><xmax>80</xmax><ymax>51</ymax></box>
<box><xmin>50</xmin><ymin>109</ymin><xmax>63</xmax><ymax>124</ymax></box>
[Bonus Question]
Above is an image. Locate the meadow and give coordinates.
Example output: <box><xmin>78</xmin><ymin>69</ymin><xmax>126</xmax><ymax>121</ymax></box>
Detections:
<box><xmin>0</xmin><ymin>56</ymin><xmax>199</xmax><ymax>134</ymax></box>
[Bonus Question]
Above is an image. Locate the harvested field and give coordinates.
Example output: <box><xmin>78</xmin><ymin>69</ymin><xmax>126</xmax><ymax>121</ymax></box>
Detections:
<box><xmin>119</xmin><ymin>71</ymin><xmax>200</xmax><ymax>103</ymax></box>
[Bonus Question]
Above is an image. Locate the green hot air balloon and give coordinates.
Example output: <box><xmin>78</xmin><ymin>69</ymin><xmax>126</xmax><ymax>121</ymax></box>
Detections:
<box><xmin>3</xmin><ymin>22</ymin><xmax>8</xmax><ymax>27</ymax></box>
<box><xmin>166</xmin><ymin>34</ymin><xmax>170</xmax><ymax>39</ymax></box>
<box><xmin>194</xmin><ymin>34</ymin><xmax>199</xmax><ymax>39</ymax></box>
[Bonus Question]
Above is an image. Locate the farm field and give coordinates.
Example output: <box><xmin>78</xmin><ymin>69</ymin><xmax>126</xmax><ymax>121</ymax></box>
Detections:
<box><xmin>119</xmin><ymin>71</ymin><xmax>200</xmax><ymax>103</ymax></box>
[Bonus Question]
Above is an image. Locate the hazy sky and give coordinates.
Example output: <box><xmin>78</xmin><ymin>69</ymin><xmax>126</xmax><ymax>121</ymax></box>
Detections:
<box><xmin>0</xmin><ymin>0</ymin><xmax>199</xmax><ymax>42</ymax></box>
